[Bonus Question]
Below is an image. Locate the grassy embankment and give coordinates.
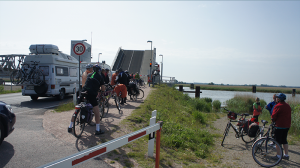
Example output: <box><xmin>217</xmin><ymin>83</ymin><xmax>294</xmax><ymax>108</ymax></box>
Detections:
<box><xmin>0</xmin><ymin>85</ymin><xmax>22</xmax><ymax>94</ymax></box>
<box><xmin>113</xmin><ymin>85</ymin><xmax>224</xmax><ymax>167</ymax></box>
<box><xmin>54</xmin><ymin>84</ymin><xmax>299</xmax><ymax>167</ymax></box>
<box><xmin>225</xmin><ymin>94</ymin><xmax>300</xmax><ymax>142</ymax></box>
<box><xmin>177</xmin><ymin>84</ymin><xmax>300</xmax><ymax>94</ymax></box>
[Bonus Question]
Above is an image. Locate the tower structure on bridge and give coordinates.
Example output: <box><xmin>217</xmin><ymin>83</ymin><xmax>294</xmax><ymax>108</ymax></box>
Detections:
<box><xmin>111</xmin><ymin>47</ymin><xmax>158</xmax><ymax>82</ymax></box>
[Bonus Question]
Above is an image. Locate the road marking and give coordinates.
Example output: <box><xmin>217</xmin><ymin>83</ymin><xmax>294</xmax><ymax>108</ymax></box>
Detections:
<box><xmin>15</xmin><ymin>105</ymin><xmax>60</xmax><ymax>114</ymax></box>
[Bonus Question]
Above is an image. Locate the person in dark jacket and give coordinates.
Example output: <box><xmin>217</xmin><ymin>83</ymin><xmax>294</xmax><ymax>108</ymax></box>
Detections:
<box><xmin>271</xmin><ymin>93</ymin><xmax>291</xmax><ymax>160</ymax></box>
<box><xmin>105</xmin><ymin>68</ymin><xmax>110</xmax><ymax>84</ymax></box>
<box><xmin>101</xmin><ymin>68</ymin><xmax>109</xmax><ymax>84</ymax></box>
<box><xmin>68</xmin><ymin>64</ymin><xmax>106</xmax><ymax>135</ymax></box>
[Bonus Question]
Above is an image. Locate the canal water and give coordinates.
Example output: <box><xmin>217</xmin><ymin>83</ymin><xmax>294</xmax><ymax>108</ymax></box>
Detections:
<box><xmin>178</xmin><ymin>87</ymin><xmax>299</xmax><ymax>106</ymax></box>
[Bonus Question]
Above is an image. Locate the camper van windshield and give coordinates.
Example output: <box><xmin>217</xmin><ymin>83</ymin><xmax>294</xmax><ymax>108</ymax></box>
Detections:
<box><xmin>39</xmin><ymin>66</ymin><xmax>49</xmax><ymax>76</ymax></box>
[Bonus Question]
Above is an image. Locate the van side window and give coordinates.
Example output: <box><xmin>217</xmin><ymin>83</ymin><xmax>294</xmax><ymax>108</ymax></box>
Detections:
<box><xmin>39</xmin><ymin>66</ymin><xmax>49</xmax><ymax>76</ymax></box>
<box><xmin>56</xmin><ymin>66</ymin><xmax>68</xmax><ymax>76</ymax></box>
<box><xmin>70</xmin><ymin>67</ymin><xmax>77</xmax><ymax>77</ymax></box>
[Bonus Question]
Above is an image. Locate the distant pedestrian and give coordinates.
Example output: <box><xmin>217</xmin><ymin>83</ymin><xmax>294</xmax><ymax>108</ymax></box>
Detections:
<box><xmin>253</xmin><ymin>97</ymin><xmax>262</xmax><ymax>122</ymax></box>
<box><xmin>266</xmin><ymin>94</ymin><xmax>277</xmax><ymax>116</ymax></box>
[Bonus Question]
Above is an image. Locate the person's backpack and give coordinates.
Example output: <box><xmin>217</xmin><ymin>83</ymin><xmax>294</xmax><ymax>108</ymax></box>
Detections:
<box><xmin>257</xmin><ymin>104</ymin><xmax>262</xmax><ymax>113</ymax></box>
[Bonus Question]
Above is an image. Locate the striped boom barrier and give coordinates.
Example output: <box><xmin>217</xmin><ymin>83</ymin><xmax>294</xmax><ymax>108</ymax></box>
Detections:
<box><xmin>38</xmin><ymin>117</ymin><xmax>163</xmax><ymax>168</ymax></box>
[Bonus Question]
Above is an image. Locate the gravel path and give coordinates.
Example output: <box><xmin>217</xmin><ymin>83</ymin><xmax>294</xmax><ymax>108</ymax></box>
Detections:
<box><xmin>43</xmin><ymin>85</ymin><xmax>153</xmax><ymax>167</ymax></box>
<box><xmin>211</xmin><ymin>115</ymin><xmax>300</xmax><ymax>168</ymax></box>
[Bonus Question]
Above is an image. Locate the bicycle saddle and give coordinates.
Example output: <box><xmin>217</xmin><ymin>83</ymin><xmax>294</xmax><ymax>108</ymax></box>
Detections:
<box><xmin>261</xmin><ymin>120</ymin><xmax>268</xmax><ymax>124</ymax></box>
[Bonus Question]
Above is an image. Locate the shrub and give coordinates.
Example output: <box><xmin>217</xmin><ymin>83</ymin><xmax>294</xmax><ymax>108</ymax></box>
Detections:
<box><xmin>203</xmin><ymin>97</ymin><xmax>212</xmax><ymax>103</ymax></box>
<box><xmin>0</xmin><ymin>85</ymin><xmax>3</xmax><ymax>92</ymax></box>
<box><xmin>212</xmin><ymin>100</ymin><xmax>221</xmax><ymax>111</ymax></box>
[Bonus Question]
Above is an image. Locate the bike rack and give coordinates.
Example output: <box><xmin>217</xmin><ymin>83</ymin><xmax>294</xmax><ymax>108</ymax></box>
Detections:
<box><xmin>38</xmin><ymin>110</ymin><xmax>163</xmax><ymax>168</ymax></box>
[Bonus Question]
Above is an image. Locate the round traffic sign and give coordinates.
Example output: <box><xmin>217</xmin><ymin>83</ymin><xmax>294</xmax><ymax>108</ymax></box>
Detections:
<box><xmin>73</xmin><ymin>43</ymin><xmax>86</xmax><ymax>55</ymax></box>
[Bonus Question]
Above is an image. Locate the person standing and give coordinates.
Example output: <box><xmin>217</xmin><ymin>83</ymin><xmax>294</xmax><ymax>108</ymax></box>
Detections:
<box><xmin>82</xmin><ymin>64</ymin><xmax>93</xmax><ymax>87</ymax></box>
<box><xmin>253</xmin><ymin>97</ymin><xmax>262</xmax><ymax>122</ymax></box>
<box><xmin>111</xmin><ymin>70</ymin><xmax>119</xmax><ymax>86</ymax></box>
<box><xmin>116</xmin><ymin>68</ymin><xmax>128</xmax><ymax>104</ymax></box>
<box><xmin>271</xmin><ymin>93</ymin><xmax>291</xmax><ymax>160</ymax></box>
<box><xmin>104</xmin><ymin>68</ymin><xmax>110</xmax><ymax>84</ymax></box>
<box><xmin>68</xmin><ymin>64</ymin><xmax>106</xmax><ymax>135</ymax></box>
<box><xmin>266</xmin><ymin>94</ymin><xmax>277</xmax><ymax>116</ymax></box>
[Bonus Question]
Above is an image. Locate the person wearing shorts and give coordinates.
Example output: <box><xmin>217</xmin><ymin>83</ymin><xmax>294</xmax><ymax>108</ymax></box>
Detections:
<box><xmin>68</xmin><ymin>64</ymin><xmax>106</xmax><ymax>135</ymax></box>
<box><xmin>271</xmin><ymin>93</ymin><xmax>291</xmax><ymax>160</ymax></box>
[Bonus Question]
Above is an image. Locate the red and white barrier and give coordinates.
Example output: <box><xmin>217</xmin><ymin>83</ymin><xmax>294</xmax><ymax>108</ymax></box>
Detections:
<box><xmin>38</xmin><ymin>111</ymin><xmax>163</xmax><ymax>168</ymax></box>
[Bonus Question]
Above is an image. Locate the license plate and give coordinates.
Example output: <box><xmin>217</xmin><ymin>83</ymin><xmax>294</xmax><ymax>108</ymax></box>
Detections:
<box><xmin>26</xmin><ymin>86</ymin><xmax>34</xmax><ymax>90</ymax></box>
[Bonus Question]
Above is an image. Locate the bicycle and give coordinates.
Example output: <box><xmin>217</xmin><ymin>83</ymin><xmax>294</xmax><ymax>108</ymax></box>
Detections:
<box><xmin>252</xmin><ymin>121</ymin><xmax>283</xmax><ymax>167</ymax></box>
<box><xmin>114</xmin><ymin>91</ymin><xmax>122</xmax><ymax>113</ymax></box>
<box><xmin>128</xmin><ymin>81</ymin><xmax>144</xmax><ymax>101</ymax></box>
<box><xmin>221</xmin><ymin>108</ymin><xmax>256</xmax><ymax>146</ymax></box>
<box><xmin>98</xmin><ymin>85</ymin><xmax>115</xmax><ymax>118</ymax></box>
<box><xmin>10</xmin><ymin>61</ymin><xmax>45</xmax><ymax>85</ymax></box>
<box><xmin>72</xmin><ymin>92</ymin><xmax>95</xmax><ymax>138</ymax></box>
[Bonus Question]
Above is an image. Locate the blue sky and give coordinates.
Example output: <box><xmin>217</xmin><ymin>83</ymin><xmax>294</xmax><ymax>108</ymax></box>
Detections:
<box><xmin>1</xmin><ymin>1</ymin><xmax>299</xmax><ymax>86</ymax></box>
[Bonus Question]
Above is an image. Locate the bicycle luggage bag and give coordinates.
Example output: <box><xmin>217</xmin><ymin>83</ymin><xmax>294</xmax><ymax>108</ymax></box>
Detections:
<box><xmin>227</xmin><ymin>112</ymin><xmax>237</xmax><ymax>120</ymax></box>
<box><xmin>248</xmin><ymin>123</ymin><xmax>259</xmax><ymax>137</ymax></box>
<box><xmin>80</xmin><ymin>104</ymin><xmax>93</xmax><ymax>123</ymax></box>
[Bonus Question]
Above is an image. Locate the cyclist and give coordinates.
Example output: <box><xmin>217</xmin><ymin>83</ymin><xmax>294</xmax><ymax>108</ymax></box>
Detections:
<box><xmin>111</xmin><ymin>70</ymin><xmax>119</xmax><ymax>86</ymax></box>
<box><xmin>104</xmin><ymin>68</ymin><xmax>110</xmax><ymax>84</ymax></box>
<box><xmin>116</xmin><ymin>68</ymin><xmax>128</xmax><ymax>103</ymax></box>
<box><xmin>271</xmin><ymin>93</ymin><xmax>291</xmax><ymax>160</ymax></box>
<box><xmin>266</xmin><ymin>94</ymin><xmax>277</xmax><ymax>116</ymax></box>
<box><xmin>252</xmin><ymin>97</ymin><xmax>262</xmax><ymax>122</ymax></box>
<box><xmin>82</xmin><ymin>64</ymin><xmax>93</xmax><ymax>87</ymax></box>
<box><xmin>68</xmin><ymin>64</ymin><xmax>106</xmax><ymax>135</ymax></box>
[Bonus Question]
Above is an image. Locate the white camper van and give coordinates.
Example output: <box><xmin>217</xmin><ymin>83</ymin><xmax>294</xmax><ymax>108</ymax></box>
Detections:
<box><xmin>22</xmin><ymin>44</ymin><xmax>80</xmax><ymax>100</ymax></box>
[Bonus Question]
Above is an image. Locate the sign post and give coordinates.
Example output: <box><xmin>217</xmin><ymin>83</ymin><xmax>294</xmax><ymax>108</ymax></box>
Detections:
<box><xmin>73</xmin><ymin>43</ymin><xmax>86</xmax><ymax>95</ymax></box>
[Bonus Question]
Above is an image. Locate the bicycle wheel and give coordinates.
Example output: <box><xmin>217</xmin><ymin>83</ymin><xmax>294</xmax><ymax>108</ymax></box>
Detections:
<box><xmin>73</xmin><ymin>109</ymin><xmax>85</xmax><ymax>138</ymax></box>
<box><xmin>137</xmin><ymin>89</ymin><xmax>144</xmax><ymax>99</ymax></box>
<box><xmin>31</xmin><ymin>69</ymin><xmax>45</xmax><ymax>85</ymax></box>
<box><xmin>252</xmin><ymin>138</ymin><xmax>283</xmax><ymax>167</ymax></box>
<box><xmin>103</xmin><ymin>99</ymin><xmax>109</xmax><ymax>118</ymax></box>
<box><xmin>115</xmin><ymin>96</ymin><xmax>121</xmax><ymax>112</ymax></box>
<box><xmin>241</xmin><ymin>128</ymin><xmax>258</xmax><ymax>143</ymax></box>
<box><xmin>221</xmin><ymin>123</ymin><xmax>230</xmax><ymax>146</ymax></box>
<box><xmin>10</xmin><ymin>70</ymin><xmax>23</xmax><ymax>84</ymax></box>
<box><xmin>98</xmin><ymin>101</ymin><xmax>105</xmax><ymax>121</ymax></box>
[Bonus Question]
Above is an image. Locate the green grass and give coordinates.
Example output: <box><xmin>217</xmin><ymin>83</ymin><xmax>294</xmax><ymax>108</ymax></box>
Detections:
<box><xmin>120</xmin><ymin>84</ymin><xmax>220</xmax><ymax>167</ymax></box>
<box><xmin>54</xmin><ymin>100</ymin><xmax>75</xmax><ymax>112</ymax></box>
<box><xmin>0</xmin><ymin>85</ymin><xmax>22</xmax><ymax>94</ymax></box>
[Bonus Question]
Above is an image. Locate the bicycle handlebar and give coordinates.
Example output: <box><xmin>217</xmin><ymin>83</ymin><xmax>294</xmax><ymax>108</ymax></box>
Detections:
<box><xmin>223</xmin><ymin>107</ymin><xmax>249</xmax><ymax>117</ymax></box>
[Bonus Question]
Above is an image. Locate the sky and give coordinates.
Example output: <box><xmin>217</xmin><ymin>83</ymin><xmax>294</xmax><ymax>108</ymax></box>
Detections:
<box><xmin>0</xmin><ymin>1</ymin><xmax>300</xmax><ymax>86</ymax></box>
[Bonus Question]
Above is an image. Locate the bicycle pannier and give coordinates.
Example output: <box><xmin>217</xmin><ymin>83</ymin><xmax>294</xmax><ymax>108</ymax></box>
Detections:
<box><xmin>248</xmin><ymin>123</ymin><xmax>259</xmax><ymax>137</ymax></box>
<box><xmin>80</xmin><ymin>104</ymin><xmax>93</xmax><ymax>123</ymax></box>
<box><xmin>227</xmin><ymin>112</ymin><xmax>237</xmax><ymax>120</ymax></box>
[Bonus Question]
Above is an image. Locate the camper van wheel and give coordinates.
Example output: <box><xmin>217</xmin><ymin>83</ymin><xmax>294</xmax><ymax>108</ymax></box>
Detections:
<box><xmin>57</xmin><ymin>89</ymin><xmax>65</xmax><ymax>100</ymax></box>
<box><xmin>30</xmin><ymin>96</ymin><xmax>38</xmax><ymax>101</ymax></box>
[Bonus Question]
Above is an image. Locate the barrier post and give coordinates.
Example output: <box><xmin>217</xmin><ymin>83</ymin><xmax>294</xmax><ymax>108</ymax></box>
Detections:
<box><xmin>148</xmin><ymin>110</ymin><xmax>157</xmax><ymax>157</ymax></box>
<box><xmin>179</xmin><ymin>85</ymin><xmax>183</xmax><ymax>91</ymax></box>
<box><xmin>155</xmin><ymin>121</ymin><xmax>163</xmax><ymax>168</ymax></box>
<box><xmin>73</xmin><ymin>83</ymin><xmax>77</xmax><ymax>105</ymax></box>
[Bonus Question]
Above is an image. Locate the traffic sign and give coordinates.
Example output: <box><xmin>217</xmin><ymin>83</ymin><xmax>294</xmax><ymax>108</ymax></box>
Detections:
<box><xmin>73</xmin><ymin>43</ymin><xmax>86</xmax><ymax>55</ymax></box>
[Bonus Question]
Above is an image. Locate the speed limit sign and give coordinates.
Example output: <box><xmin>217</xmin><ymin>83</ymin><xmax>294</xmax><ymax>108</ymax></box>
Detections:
<box><xmin>73</xmin><ymin>43</ymin><xmax>86</xmax><ymax>55</ymax></box>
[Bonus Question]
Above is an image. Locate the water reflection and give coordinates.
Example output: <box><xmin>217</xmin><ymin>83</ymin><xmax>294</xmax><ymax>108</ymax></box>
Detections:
<box><xmin>178</xmin><ymin>87</ymin><xmax>299</xmax><ymax>105</ymax></box>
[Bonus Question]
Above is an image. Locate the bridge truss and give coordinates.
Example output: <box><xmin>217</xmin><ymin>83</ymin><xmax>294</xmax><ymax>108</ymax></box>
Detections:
<box><xmin>0</xmin><ymin>55</ymin><xmax>26</xmax><ymax>78</ymax></box>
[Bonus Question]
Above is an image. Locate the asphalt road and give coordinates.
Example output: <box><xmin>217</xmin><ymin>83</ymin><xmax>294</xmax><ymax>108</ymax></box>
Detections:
<box><xmin>0</xmin><ymin>93</ymin><xmax>113</xmax><ymax>168</ymax></box>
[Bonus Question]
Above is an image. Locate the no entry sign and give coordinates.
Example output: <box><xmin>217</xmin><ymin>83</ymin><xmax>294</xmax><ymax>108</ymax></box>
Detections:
<box><xmin>73</xmin><ymin>43</ymin><xmax>86</xmax><ymax>55</ymax></box>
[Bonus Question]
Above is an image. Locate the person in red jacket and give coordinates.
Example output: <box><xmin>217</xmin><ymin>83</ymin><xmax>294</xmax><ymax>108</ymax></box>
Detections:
<box><xmin>271</xmin><ymin>93</ymin><xmax>291</xmax><ymax>160</ymax></box>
